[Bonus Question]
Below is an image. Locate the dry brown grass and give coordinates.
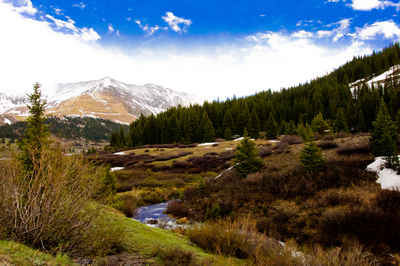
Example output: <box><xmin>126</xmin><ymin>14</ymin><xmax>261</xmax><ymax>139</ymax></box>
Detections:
<box><xmin>0</xmin><ymin>146</ymin><xmax>125</xmax><ymax>256</ymax></box>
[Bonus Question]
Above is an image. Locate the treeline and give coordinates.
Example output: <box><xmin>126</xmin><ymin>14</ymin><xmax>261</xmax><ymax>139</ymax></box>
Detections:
<box><xmin>111</xmin><ymin>43</ymin><xmax>400</xmax><ymax>147</ymax></box>
<box><xmin>0</xmin><ymin>116</ymin><xmax>127</xmax><ymax>142</ymax></box>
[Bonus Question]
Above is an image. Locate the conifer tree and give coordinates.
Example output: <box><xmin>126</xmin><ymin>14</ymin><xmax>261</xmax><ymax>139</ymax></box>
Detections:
<box><xmin>200</xmin><ymin>111</ymin><xmax>215</xmax><ymax>142</ymax></box>
<box><xmin>224</xmin><ymin>127</ymin><xmax>233</xmax><ymax>140</ymax></box>
<box><xmin>223</xmin><ymin>109</ymin><xmax>234</xmax><ymax>134</ymax></box>
<box><xmin>371</xmin><ymin>99</ymin><xmax>398</xmax><ymax>160</ymax></box>
<box><xmin>311</xmin><ymin>112</ymin><xmax>330</xmax><ymax>134</ymax></box>
<box><xmin>234</xmin><ymin>132</ymin><xmax>264</xmax><ymax>177</ymax></box>
<box><xmin>18</xmin><ymin>83</ymin><xmax>49</xmax><ymax>175</ymax></box>
<box><xmin>248</xmin><ymin>109</ymin><xmax>260</xmax><ymax>139</ymax></box>
<box><xmin>300</xmin><ymin>142</ymin><xmax>325</xmax><ymax>173</ymax></box>
<box><xmin>265</xmin><ymin>112</ymin><xmax>278</xmax><ymax>139</ymax></box>
<box><xmin>119</xmin><ymin>126</ymin><xmax>126</xmax><ymax>147</ymax></box>
<box><xmin>334</xmin><ymin>108</ymin><xmax>348</xmax><ymax>132</ymax></box>
<box><xmin>237</xmin><ymin>104</ymin><xmax>250</xmax><ymax>135</ymax></box>
<box><xmin>286</xmin><ymin>120</ymin><xmax>297</xmax><ymax>135</ymax></box>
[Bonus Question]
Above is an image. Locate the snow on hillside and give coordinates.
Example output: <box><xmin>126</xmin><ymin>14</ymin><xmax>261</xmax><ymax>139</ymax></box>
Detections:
<box><xmin>350</xmin><ymin>65</ymin><xmax>400</xmax><ymax>90</ymax></box>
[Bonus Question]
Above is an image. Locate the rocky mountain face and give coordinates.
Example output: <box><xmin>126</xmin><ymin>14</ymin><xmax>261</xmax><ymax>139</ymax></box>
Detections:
<box><xmin>0</xmin><ymin>77</ymin><xmax>197</xmax><ymax>125</ymax></box>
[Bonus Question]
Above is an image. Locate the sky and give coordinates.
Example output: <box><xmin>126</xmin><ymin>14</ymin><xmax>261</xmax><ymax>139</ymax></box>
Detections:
<box><xmin>1</xmin><ymin>0</ymin><xmax>400</xmax><ymax>99</ymax></box>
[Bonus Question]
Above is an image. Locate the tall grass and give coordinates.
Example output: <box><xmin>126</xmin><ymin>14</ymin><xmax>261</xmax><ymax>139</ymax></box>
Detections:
<box><xmin>0</xmin><ymin>146</ymin><xmax>125</xmax><ymax>256</ymax></box>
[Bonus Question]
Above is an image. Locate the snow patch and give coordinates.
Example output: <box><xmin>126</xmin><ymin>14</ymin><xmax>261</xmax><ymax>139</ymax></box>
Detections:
<box><xmin>3</xmin><ymin>118</ymin><xmax>11</xmax><ymax>125</ymax></box>
<box><xmin>113</xmin><ymin>151</ymin><xmax>126</xmax><ymax>155</ymax></box>
<box><xmin>234</xmin><ymin>137</ymin><xmax>244</xmax><ymax>142</ymax></box>
<box><xmin>366</xmin><ymin>156</ymin><xmax>400</xmax><ymax>190</ymax></box>
<box><xmin>198</xmin><ymin>142</ymin><xmax>217</xmax><ymax>146</ymax></box>
<box><xmin>111</xmin><ymin>167</ymin><xmax>125</xmax><ymax>172</ymax></box>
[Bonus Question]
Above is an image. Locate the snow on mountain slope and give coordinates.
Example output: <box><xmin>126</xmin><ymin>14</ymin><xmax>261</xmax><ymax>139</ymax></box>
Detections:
<box><xmin>0</xmin><ymin>77</ymin><xmax>198</xmax><ymax>125</ymax></box>
<box><xmin>350</xmin><ymin>65</ymin><xmax>400</xmax><ymax>90</ymax></box>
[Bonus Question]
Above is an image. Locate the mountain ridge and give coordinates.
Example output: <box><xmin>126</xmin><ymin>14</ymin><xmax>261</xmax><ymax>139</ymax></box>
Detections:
<box><xmin>0</xmin><ymin>77</ymin><xmax>197</xmax><ymax>125</ymax></box>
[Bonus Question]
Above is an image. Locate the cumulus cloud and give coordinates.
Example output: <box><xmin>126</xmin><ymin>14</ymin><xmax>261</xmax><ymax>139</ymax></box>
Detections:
<box><xmin>291</xmin><ymin>30</ymin><xmax>314</xmax><ymax>38</ymax></box>
<box><xmin>12</xmin><ymin>0</ymin><xmax>37</xmax><ymax>15</ymax></box>
<box><xmin>357</xmin><ymin>20</ymin><xmax>400</xmax><ymax>39</ymax></box>
<box><xmin>0</xmin><ymin>0</ymin><xmax>380</xmax><ymax>100</ymax></box>
<box><xmin>162</xmin><ymin>12</ymin><xmax>192</xmax><ymax>33</ymax></box>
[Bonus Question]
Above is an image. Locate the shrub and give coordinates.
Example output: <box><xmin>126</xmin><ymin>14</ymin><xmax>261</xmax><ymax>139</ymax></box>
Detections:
<box><xmin>259</xmin><ymin>146</ymin><xmax>273</xmax><ymax>157</ymax></box>
<box><xmin>280</xmin><ymin>135</ymin><xmax>303</xmax><ymax>145</ymax></box>
<box><xmin>336</xmin><ymin>143</ymin><xmax>370</xmax><ymax>155</ymax></box>
<box><xmin>0</xmin><ymin>147</ymin><xmax>124</xmax><ymax>256</ymax></box>
<box><xmin>318</xmin><ymin>140</ymin><xmax>338</xmax><ymax>150</ymax></box>
<box><xmin>166</xmin><ymin>200</ymin><xmax>189</xmax><ymax>218</ymax></box>
<box><xmin>115</xmin><ymin>191</ymin><xmax>140</xmax><ymax>217</ymax></box>
<box><xmin>187</xmin><ymin>217</ymin><xmax>287</xmax><ymax>261</ymax></box>
<box><xmin>273</xmin><ymin>141</ymin><xmax>289</xmax><ymax>154</ymax></box>
<box><xmin>375</xmin><ymin>189</ymin><xmax>400</xmax><ymax>212</ymax></box>
<box><xmin>154</xmin><ymin>247</ymin><xmax>196</xmax><ymax>266</ymax></box>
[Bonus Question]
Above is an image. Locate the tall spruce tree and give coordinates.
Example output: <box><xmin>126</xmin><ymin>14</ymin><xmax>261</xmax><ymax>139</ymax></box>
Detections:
<box><xmin>370</xmin><ymin>99</ymin><xmax>398</xmax><ymax>161</ymax></box>
<box><xmin>234</xmin><ymin>133</ymin><xmax>264</xmax><ymax>177</ymax></box>
<box><xmin>248</xmin><ymin>109</ymin><xmax>260</xmax><ymax>139</ymax></box>
<box><xmin>265</xmin><ymin>112</ymin><xmax>278</xmax><ymax>139</ymax></box>
<box><xmin>18</xmin><ymin>83</ymin><xmax>49</xmax><ymax>175</ymax></box>
<box><xmin>200</xmin><ymin>111</ymin><xmax>215</xmax><ymax>142</ymax></box>
<box><xmin>334</xmin><ymin>108</ymin><xmax>348</xmax><ymax>132</ymax></box>
<box><xmin>300</xmin><ymin>142</ymin><xmax>325</xmax><ymax>173</ymax></box>
<box><xmin>311</xmin><ymin>112</ymin><xmax>330</xmax><ymax>134</ymax></box>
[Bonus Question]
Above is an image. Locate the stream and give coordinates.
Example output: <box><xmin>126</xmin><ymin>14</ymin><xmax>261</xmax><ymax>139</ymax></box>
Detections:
<box><xmin>133</xmin><ymin>201</ymin><xmax>182</xmax><ymax>229</ymax></box>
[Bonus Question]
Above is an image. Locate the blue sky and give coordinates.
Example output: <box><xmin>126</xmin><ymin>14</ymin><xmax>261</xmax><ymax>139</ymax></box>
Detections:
<box><xmin>1</xmin><ymin>0</ymin><xmax>400</xmax><ymax>99</ymax></box>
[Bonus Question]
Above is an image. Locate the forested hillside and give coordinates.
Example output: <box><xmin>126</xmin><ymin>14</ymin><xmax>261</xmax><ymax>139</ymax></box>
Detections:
<box><xmin>0</xmin><ymin>116</ymin><xmax>127</xmax><ymax>142</ymax></box>
<box><xmin>112</xmin><ymin>43</ymin><xmax>400</xmax><ymax>146</ymax></box>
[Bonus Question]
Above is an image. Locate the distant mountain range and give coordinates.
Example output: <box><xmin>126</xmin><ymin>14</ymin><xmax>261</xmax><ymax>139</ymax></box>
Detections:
<box><xmin>0</xmin><ymin>77</ymin><xmax>198</xmax><ymax>125</ymax></box>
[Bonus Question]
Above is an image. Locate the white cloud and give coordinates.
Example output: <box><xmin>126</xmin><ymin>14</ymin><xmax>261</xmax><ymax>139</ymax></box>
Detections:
<box><xmin>135</xmin><ymin>20</ymin><xmax>165</xmax><ymax>35</ymax></box>
<box><xmin>108</xmin><ymin>24</ymin><xmax>115</xmax><ymax>33</ymax></box>
<box><xmin>162</xmin><ymin>12</ymin><xmax>192</xmax><ymax>33</ymax></box>
<box><xmin>72</xmin><ymin>2</ymin><xmax>86</xmax><ymax>9</ymax></box>
<box><xmin>348</xmin><ymin>0</ymin><xmax>400</xmax><ymax>11</ymax></box>
<box><xmin>292</xmin><ymin>30</ymin><xmax>314</xmax><ymax>38</ymax></box>
<box><xmin>357</xmin><ymin>20</ymin><xmax>400</xmax><ymax>39</ymax></box>
<box><xmin>317</xmin><ymin>30</ymin><xmax>334</xmax><ymax>38</ymax></box>
<box><xmin>53</xmin><ymin>8</ymin><xmax>62</xmax><ymax>15</ymax></box>
<box><xmin>12</xmin><ymin>0</ymin><xmax>37</xmax><ymax>15</ymax></box>
<box><xmin>45</xmin><ymin>14</ymin><xmax>100</xmax><ymax>41</ymax></box>
<box><xmin>0</xmin><ymin>0</ymin><xmax>377</xmax><ymax>100</ymax></box>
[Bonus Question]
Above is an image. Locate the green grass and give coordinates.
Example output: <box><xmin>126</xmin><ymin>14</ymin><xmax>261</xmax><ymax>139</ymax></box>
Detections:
<box><xmin>0</xmin><ymin>240</ymin><xmax>75</xmax><ymax>266</ymax></box>
<box><xmin>105</xmin><ymin>209</ymin><xmax>246</xmax><ymax>265</ymax></box>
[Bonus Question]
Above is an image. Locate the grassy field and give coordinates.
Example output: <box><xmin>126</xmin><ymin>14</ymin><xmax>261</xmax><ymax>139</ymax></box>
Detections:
<box><xmin>0</xmin><ymin>241</ymin><xmax>75</xmax><ymax>266</ymax></box>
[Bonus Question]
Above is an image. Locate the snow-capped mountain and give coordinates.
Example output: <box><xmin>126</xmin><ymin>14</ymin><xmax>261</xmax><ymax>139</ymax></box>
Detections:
<box><xmin>0</xmin><ymin>77</ymin><xmax>198</xmax><ymax>125</ymax></box>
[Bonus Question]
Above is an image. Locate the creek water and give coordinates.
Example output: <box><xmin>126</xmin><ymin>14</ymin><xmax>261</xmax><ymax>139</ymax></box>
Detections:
<box><xmin>133</xmin><ymin>202</ymin><xmax>179</xmax><ymax>229</ymax></box>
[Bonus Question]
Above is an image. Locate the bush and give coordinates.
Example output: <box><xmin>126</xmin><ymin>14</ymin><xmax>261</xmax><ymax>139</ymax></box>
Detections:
<box><xmin>154</xmin><ymin>247</ymin><xmax>196</xmax><ymax>266</ymax></box>
<box><xmin>273</xmin><ymin>141</ymin><xmax>289</xmax><ymax>154</ymax></box>
<box><xmin>166</xmin><ymin>200</ymin><xmax>189</xmax><ymax>218</ymax></box>
<box><xmin>337</xmin><ymin>143</ymin><xmax>370</xmax><ymax>155</ymax></box>
<box><xmin>375</xmin><ymin>189</ymin><xmax>400</xmax><ymax>212</ymax></box>
<box><xmin>115</xmin><ymin>191</ymin><xmax>140</xmax><ymax>217</ymax></box>
<box><xmin>318</xmin><ymin>140</ymin><xmax>338</xmax><ymax>150</ymax></box>
<box><xmin>280</xmin><ymin>135</ymin><xmax>303</xmax><ymax>145</ymax></box>
<box><xmin>234</xmin><ymin>137</ymin><xmax>264</xmax><ymax>177</ymax></box>
<box><xmin>0</xmin><ymin>147</ymin><xmax>124</xmax><ymax>256</ymax></box>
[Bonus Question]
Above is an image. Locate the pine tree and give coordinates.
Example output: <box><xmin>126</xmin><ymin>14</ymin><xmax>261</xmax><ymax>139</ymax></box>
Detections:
<box><xmin>119</xmin><ymin>126</ymin><xmax>126</xmax><ymax>147</ymax></box>
<box><xmin>311</xmin><ymin>112</ymin><xmax>330</xmax><ymax>134</ymax></box>
<box><xmin>285</xmin><ymin>120</ymin><xmax>297</xmax><ymax>135</ymax></box>
<box><xmin>265</xmin><ymin>112</ymin><xmax>278</xmax><ymax>139</ymax></box>
<box><xmin>18</xmin><ymin>83</ymin><xmax>49</xmax><ymax>175</ymax></box>
<box><xmin>200</xmin><ymin>111</ymin><xmax>215</xmax><ymax>142</ymax></box>
<box><xmin>224</xmin><ymin>127</ymin><xmax>233</xmax><ymax>140</ymax></box>
<box><xmin>395</xmin><ymin>109</ymin><xmax>400</xmax><ymax>133</ymax></box>
<box><xmin>247</xmin><ymin>109</ymin><xmax>260</xmax><ymax>139</ymax></box>
<box><xmin>234</xmin><ymin>135</ymin><xmax>264</xmax><ymax>177</ymax></box>
<box><xmin>371</xmin><ymin>99</ymin><xmax>398</xmax><ymax>160</ymax></box>
<box><xmin>334</xmin><ymin>108</ymin><xmax>348</xmax><ymax>132</ymax></box>
<box><xmin>300</xmin><ymin>142</ymin><xmax>325</xmax><ymax>173</ymax></box>
<box><xmin>223</xmin><ymin>109</ymin><xmax>234</xmax><ymax>134</ymax></box>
